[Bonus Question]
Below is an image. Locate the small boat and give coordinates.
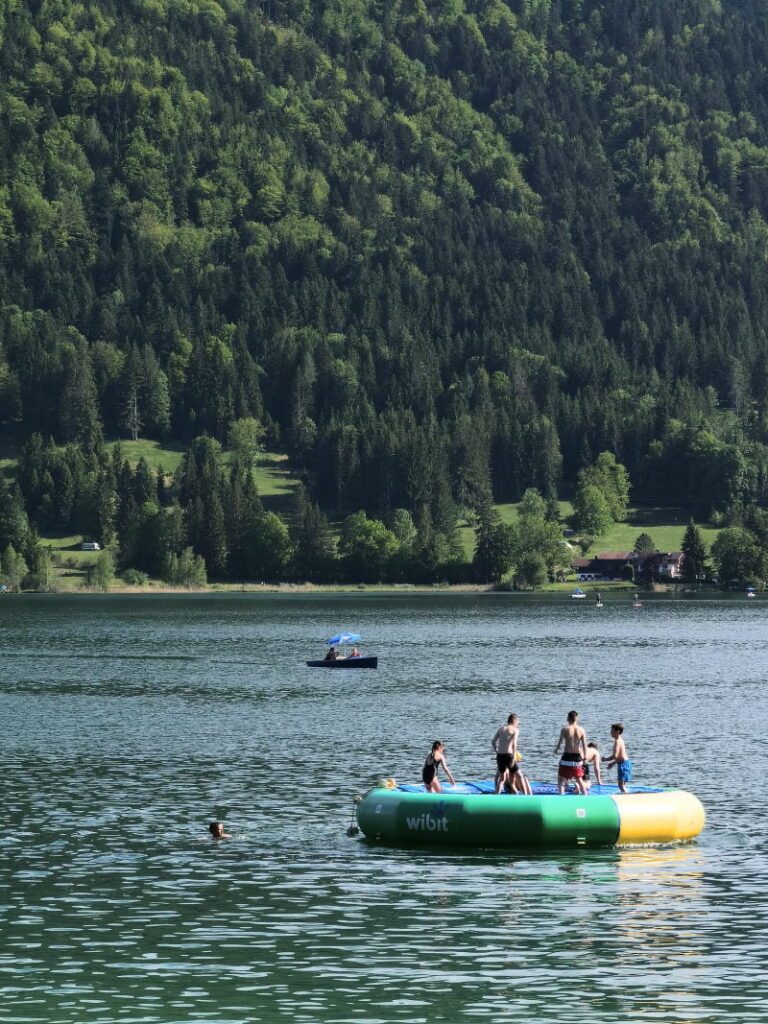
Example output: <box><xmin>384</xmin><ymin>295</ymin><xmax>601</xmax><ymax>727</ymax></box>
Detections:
<box><xmin>570</xmin><ymin>587</ymin><xmax>586</xmax><ymax>599</ymax></box>
<box><xmin>355</xmin><ymin>779</ymin><xmax>705</xmax><ymax>848</ymax></box>
<box><xmin>307</xmin><ymin>656</ymin><xmax>378</xmax><ymax>669</ymax></box>
<box><xmin>307</xmin><ymin>632</ymin><xmax>378</xmax><ymax>669</ymax></box>
<box><xmin>746</xmin><ymin>587</ymin><xmax>756</xmax><ymax>598</ymax></box>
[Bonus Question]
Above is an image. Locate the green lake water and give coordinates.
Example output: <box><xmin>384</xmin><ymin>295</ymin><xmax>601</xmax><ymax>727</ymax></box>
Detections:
<box><xmin>1</xmin><ymin>593</ymin><xmax>766</xmax><ymax>1023</ymax></box>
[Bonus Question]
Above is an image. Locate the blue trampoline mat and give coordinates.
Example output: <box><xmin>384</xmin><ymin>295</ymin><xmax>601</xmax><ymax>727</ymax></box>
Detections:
<box><xmin>397</xmin><ymin>779</ymin><xmax>664</xmax><ymax>795</ymax></box>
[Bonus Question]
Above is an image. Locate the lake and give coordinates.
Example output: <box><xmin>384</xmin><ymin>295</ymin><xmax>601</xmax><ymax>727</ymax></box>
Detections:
<box><xmin>1</xmin><ymin>593</ymin><xmax>766</xmax><ymax>1023</ymax></box>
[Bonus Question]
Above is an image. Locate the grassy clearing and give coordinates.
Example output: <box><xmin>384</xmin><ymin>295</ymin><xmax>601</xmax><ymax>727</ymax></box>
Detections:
<box><xmin>34</xmin><ymin>533</ymin><xmax>103</xmax><ymax>588</ymax></box>
<box><xmin>584</xmin><ymin>506</ymin><xmax>720</xmax><ymax>555</ymax></box>
<box><xmin>250</xmin><ymin>452</ymin><xmax>300</xmax><ymax>511</ymax></box>
<box><xmin>105</xmin><ymin>440</ymin><xmax>300</xmax><ymax>511</ymax></box>
<box><xmin>41</xmin><ymin>533</ymin><xmax>102</xmax><ymax>560</ymax></box>
<box><xmin>458</xmin><ymin>500</ymin><xmax>719</xmax><ymax>564</ymax></box>
<box><xmin>106</xmin><ymin>439</ymin><xmax>186</xmax><ymax>473</ymax></box>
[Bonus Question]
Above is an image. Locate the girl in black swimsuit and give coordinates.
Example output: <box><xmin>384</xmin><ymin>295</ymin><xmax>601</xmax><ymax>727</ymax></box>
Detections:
<box><xmin>422</xmin><ymin>741</ymin><xmax>455</xmax><ymax>792</ymax></box>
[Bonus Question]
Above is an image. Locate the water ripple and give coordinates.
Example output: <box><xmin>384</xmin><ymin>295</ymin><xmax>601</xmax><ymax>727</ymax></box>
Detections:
<box><xmin>0</xmin><ymin>594</ymin><xmax>765</xmax><ymax>1023</ymax></box>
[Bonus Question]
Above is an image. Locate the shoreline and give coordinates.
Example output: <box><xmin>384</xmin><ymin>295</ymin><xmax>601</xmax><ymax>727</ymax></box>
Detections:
<box><xmin>8</xmin><ymin>581</ymin><xmax>726</xmax><ymax>596</ymax></box>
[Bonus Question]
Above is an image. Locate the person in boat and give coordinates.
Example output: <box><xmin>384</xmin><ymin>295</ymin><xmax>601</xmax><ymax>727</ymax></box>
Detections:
<box><xmin>350</xmin><ymin>647</ymin><xmax>361</xmax><ymax>657</ymax></box>
<box><xmin>603</xmin><ymin>723</ymin><xmax>632</xmax><ymax>793</ymax></box>
<box><xmin>422</xmin><ymin>740</ymin><xmax>455</xmax><ymax>793</ymax></box>
<box><xmin>208</xmin><ymin>821</ymin><xmax>231</xmax><ymax>839</ymax></box>
<box><xmin>581</xmin><ymin>741</ymin><xmax>603</xmax><ymax>790</ymax></box>
<box><xmin>325</xmin><ymin>646</ymin><xmax>338</xmax><ymax>661</ymax></box>
<box><xmin>554</xmin><ymin>710</ymin><xmax>588</xmax><ymax>794</ymax></box>
<box><xmin>492</xmin><ymin>713</ymin><xmax>522</xmax><ymax>794</ymax></box>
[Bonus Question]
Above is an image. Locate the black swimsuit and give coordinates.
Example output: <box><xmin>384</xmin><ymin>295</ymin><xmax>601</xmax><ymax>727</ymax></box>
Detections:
<box><xmin>422</xmin><ymin>753</ymin><xmax>438</xmax><ymax>785</ymax></box>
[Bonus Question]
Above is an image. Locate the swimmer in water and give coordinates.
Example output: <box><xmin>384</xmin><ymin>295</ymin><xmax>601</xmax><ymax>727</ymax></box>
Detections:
<box><xmin>208</xmin><ymin>821</ymin><xmax>231</xmax><ymax>839</ymax></box>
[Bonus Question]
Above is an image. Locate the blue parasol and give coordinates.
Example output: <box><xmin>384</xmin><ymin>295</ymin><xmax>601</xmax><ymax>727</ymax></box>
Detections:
<box><xmin>327</xmin><ymin>633</ymin><xmax>363</xmax><ymax>646</ymax></box>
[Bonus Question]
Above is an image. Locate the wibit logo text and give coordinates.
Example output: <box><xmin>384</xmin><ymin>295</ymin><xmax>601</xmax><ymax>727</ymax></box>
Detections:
<box><xmin>405</xmin><ymin>814</ymin><xmax>449</xmax><ymax>832</ymax></box>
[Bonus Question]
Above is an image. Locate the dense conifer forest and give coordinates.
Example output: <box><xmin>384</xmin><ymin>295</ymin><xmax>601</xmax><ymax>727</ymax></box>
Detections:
<box><xmin>3</xmin><ymin>0</ymin><xmax>768</xmax><ymax>584</ymax></box>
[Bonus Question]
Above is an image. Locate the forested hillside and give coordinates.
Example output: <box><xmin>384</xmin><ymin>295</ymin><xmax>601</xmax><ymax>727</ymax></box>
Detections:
<box><xmin>3</xmin><ymin>0</ymin><xmax>768</xmax><ymax>581</ymax></box>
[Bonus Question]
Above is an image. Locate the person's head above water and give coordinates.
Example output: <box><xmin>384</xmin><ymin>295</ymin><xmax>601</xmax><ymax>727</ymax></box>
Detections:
<box><xmin>208</xmin><ymin>821</ymin><xmax>230</xmax><ymax>839</ymax></box>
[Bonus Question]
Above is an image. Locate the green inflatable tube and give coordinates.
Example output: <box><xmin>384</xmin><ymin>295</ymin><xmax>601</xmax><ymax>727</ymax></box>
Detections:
<box><xmin>357</xmin><ymin>787</ymin><xmax>620</xmax><ymax>849</ymax></box>
<box><xmin>356</xmin><ymin>783</ymin><xmax>705</xmax><ymax>848</ymax></box>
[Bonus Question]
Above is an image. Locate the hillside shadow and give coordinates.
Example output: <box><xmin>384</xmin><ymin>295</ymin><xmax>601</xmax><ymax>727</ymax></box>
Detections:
<box><xmin>628</xmin><ymin>505</ymin><xmax>699</xmax><ymax>527</ymax></box>
<box><xmin>0</xmin><ymin>427</ymin><xmax>23</xmax><ymax>475</ymax></box>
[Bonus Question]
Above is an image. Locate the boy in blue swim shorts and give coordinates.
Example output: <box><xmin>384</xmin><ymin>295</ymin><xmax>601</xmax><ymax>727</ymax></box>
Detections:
<box><xmin>604</xmin><ymin>723</ymin><xmax>632</xmax><ymax>793</ymax></box>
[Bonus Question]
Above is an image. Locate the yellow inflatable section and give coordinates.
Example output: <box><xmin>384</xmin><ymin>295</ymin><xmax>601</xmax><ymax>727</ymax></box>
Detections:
<box><xmin>615</xmin><ymin>790</ymin><xmax>706</xmax><ymax>845</ymax></box>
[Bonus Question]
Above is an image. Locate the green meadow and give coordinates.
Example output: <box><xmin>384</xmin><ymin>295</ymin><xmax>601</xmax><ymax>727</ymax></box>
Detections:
<box><xmin>457</xmin><ymin>499</ymin><xmax>719</xmax><ymax>566</ymax></box>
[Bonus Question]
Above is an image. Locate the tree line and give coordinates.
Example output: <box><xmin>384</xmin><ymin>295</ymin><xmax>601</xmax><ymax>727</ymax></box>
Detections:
<box><xmin>7</xmin><ymin>430</ymin><xmax>468</xmax><ymax>586</ymax></box>
<box><xmin>4</xmin><ymin>429</ymin><xmax>768</xmax><ymax>588</ymax></box>
<box><xmin>0</xmin><ymin>433</ymin><xmax>628</xmax><ymax>587</ymax></box>
<box><xmin>5</xmin><ymin>1</ymin><xmax>768</xmax><ymax>559</ymax></box>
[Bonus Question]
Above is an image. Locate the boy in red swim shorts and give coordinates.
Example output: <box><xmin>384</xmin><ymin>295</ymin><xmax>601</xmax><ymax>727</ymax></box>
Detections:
<box><xmin>554</xmin><ymin>710</ymin><xmax>588</xmax><ymax>795</ymax></box>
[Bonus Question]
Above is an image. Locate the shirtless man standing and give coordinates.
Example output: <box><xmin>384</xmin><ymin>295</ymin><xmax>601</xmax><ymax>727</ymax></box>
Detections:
<box><xmin>554</xmin><ymin>710</ymin><xmax>588</xmax><ymax>794</ymax></box>
<box><xmin>492</xmin><ymin>714</ymin><xmax>521</xmax><ymax>794</ymax></box>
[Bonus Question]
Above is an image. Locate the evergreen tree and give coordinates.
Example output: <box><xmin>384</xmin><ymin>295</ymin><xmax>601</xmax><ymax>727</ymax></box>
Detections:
<box><xmin>545</xmin><ymin>494</ymin><xmax>561</xmax><ymax>524</ymax></box>
<box><xmin>290</xmin><ymin>485</ymin><xmax>336</xmax><ymax>582</ymax></box>
<box><xmin>133</xmin><ymin>458</ymin><xmax>157</xmax><ymax>505</ymax></box>
<box><xmin>59</xmin><ymin>340</ymin><xmax>100</xmax><ymax>443</ymax></box>
<box><xmin>121</xmin><ymin>347</ymin><xmax>144</xmax><ymax>442</ymax></box>
<box><xmin>142</xmin><ymin>348</ymin><xmax>172</xmax><ymax>437</ymax></box>
<box><xmin>0</xmin><ymin>483</ymin><xmax>30</xmax><ymax>553</ymax></box>
<box><xmin>179</xmin><ymin>437</ymin><xmax>229</xmax><ymax>575</ymax></box>
<box><xmin>633</xmin><ymin>533</ymin><xmax>656</xmax><ymax>556</ymax></box>
<box><xmin>142</xmin><ymin>505</ymin><xmax>186</xmax><ymax>577</ymax></box>
<box><xmin>681</xmin><ymin>521</ymin><xmax>708</xmax><ymax>583</ymax></box>
<box><xmin>472</xmin><ymin>503</ymin><xmax>514</xmax><ymax>582</ymax></box>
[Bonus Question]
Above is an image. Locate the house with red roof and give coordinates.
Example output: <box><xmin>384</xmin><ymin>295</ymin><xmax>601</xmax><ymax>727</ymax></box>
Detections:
<box><xmin>572</xmin><ymin>552</ymin><xmax>637</xmax><ymax>580</ymax></box>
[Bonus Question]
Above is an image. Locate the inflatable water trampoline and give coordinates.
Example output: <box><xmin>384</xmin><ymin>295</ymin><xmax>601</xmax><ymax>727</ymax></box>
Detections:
<box><xmin>356</xmin><ymin>780</ymin><xmax>705</xmax><ymax>849</ymax></box>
